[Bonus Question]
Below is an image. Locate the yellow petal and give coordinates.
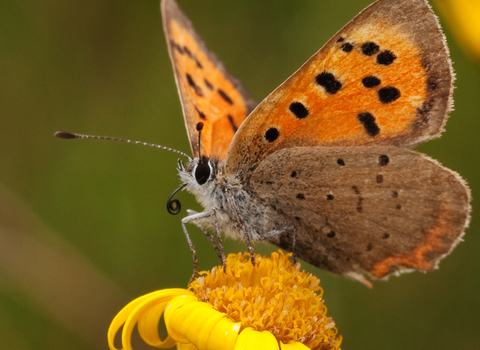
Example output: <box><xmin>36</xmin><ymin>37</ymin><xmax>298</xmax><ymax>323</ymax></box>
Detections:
<box><xmin>165</xmin><ymin>295</ymin><xmax>242</xmax><ymax>350</ymax></box>
<box><xmin>204</xmin><ymin>317</ymin><xmax>241</xmax><ymax>350</ymax></box>
<box><xmin>164</xmin><ymin>294</ymin><xmax>199</xmax><ymax>344</ymax></box>
<box><xmin>137</xmin><ymin>301</ymin><xmax>176</xmax><ymax>348</ymax></box>
<box><xmin>108</xmin><ymin>290</ymin><xmax>161</xmax><ymax>349</ymax></box>
<box><xmin>234</xmin><ymin>328</ymin><xmax>279</xmax><ymax>350</ymax></box>
<box><xmin>177</xmin><ymin>343</ymin><xmax>199</xmax><ymax>350</ymax></box>
<box><xmin>108</xmin><ymin>289</ymin><xmax>193</xmax><ymax>350</ymax></box>
<box><xmin>279</xmin><ymin>341</ymin><xmax>311</xmax><ymax>350</ymax></box>
<box><xmin>187</xmin><ymin>307</ymin><xmax>229</xmax><ymax>350</ymax></box>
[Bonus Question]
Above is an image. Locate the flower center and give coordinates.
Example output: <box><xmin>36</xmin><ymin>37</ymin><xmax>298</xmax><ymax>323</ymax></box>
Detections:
<box><xmin>190</xmin><ymin>251</ymin><xmax>341</xmax><ymax>350</ymax></box>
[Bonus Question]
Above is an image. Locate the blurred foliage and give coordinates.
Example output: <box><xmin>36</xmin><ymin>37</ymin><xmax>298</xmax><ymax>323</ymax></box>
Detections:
<box><xmin>0</xmin><ymin>0</ymin><xmax>479</xmax><ymax>349</ymax></box>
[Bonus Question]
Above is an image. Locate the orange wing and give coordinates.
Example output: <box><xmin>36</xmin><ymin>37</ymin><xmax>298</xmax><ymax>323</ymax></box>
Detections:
<box><xmin>226</xmin><ymin>0</ymin><xmax>453</xmax><ymax>175</ymax></box>
<box><xmin>162</xmin><ymin>0</ymin><xmax>256</xmax><ymax>159</ymax></box>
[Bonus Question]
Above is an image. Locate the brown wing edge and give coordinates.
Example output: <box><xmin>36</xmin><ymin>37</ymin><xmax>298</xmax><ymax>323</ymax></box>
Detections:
<box><xmin>365</xmin><ymin>153</ymin><xmax>470</xmax><ymax>281</ymax></box>
<box><xmin>161</xmin><ymin>0</ymin><xmax>257</xmax><ymax>157</ymax></box>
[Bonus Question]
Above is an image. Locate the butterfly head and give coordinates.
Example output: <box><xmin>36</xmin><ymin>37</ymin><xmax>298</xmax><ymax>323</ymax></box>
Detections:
<box><xmin>181</xmin><ymin>121</ymin><xmax>218</xmax><ymax>188</ymax></box>
<box><xmin>179</xmin><ymin>155</ymin><xmax>217</xmax><ymax>187</ymax></box>
<box><xmin>174</xmin><ymin>155</ymin><xmax>221</xmax><ymax>213</ymax></box>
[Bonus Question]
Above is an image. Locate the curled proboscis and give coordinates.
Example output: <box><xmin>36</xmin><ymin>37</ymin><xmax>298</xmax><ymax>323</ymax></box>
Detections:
<box><xmin>167</xmin><ymin>184</ymin><xmax>187</xmax><ymax>215</ymax></box>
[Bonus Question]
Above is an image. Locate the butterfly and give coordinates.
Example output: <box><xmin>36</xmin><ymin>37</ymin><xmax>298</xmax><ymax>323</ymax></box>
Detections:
<box><xmin>159</xmin><ymin>0</ymin><xmax>473</xmax><ymax>285</ymax></box>
<box><xmin>57</xmin><ymin>0</ymin><xmax>469</xmax><ymax>286</ymax></box>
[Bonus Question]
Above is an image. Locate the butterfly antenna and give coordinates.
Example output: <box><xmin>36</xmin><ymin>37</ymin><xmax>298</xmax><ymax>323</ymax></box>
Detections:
<box><xmin>54</xmin><ymin>131</ymin><xmax>192</xmax><ymax>160</ymax></box>
<box><xmin>196</xmin><ymin>122</ymin><xmax>204</xmax><ymax>159</ymax></box>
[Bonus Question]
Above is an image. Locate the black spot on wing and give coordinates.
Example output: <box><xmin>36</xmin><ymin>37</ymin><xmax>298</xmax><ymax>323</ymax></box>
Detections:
<box><xmin>351</xmin><ymin>186</ymin><xmax>363</xmax><ymax>212</ymax></box>
<box><xmin>296</xmin><ymin>193</ymin><xmax>305</xmax><ymax>200</ymax></box>
<box><xmin>183</xmin><ymin>46</ymin><xmax>192</xmax><ymax>57</ymax></box>
<box><xmin>356</xmin><ymin>197</ymin><xmax>363</xmax><ymax>212</ymax></box>
<box><xmin>337</xmin><ymin>159</ymin><xmax>345</xmax><ymax>166</ymax></box>
<box><xmin>181</xmin><ymin>46</ymin><xmax>203</xmax><ymax>69</ymax></box>
<box><xmin>170</xmin><ymin>40</ymin><xmax>184</xmax><ymax>54</ymax></box>
<box><xmin>204</xmin><ymin>78</ymin><xmax>214</xmax><ymax>90</ymax></box>
<box><xmin>186</xmin><ymin>73</ymin><xmax>195</xmax><ymax>86</ymax></box>
<box><xmin>341</xmin><ymin>42</ymin><xmax>354</xmax><ymax>52</ymax></box>
<box><xmin>289</xmin><ymin>102</ymin><xmax>309</xmax><ymax>119</ymax></box>
<box><xmin>362</xmin><ymin>42</ymin><xmax>379</xmax><ymax>56</ymax></box>
<box><xmin>362</xmin><ymin>76</ymin><xmax>381</xmax><ymax>88</ymax></box>
<box><xmin>316</xmin><ymin>72</ymin><xmax>342</xmax><ymax>94</ymax></box>
<box><xmin>377</xmin><ymin>50</ymin><xmax>396</xmax><ymax>65</ymax></box>
<box><xmin>376</xmin><ymin>174</ymin><xmax>383</xmax><ymax>183</ymax></box>
<box><xmin>265</xmin><ymin>127</ymin><xmax>279</xmax><ymax>142</ymax></box>
<box><xmin>218</xmin><ymin>89</ymin><xmax>233</xmax><ymax>105</ymax></box>
<box><xmin>416</xmin><ymin>98</ymin><xmax>434</xmax><ymax>118</ymax></box>
<box><xmin>378</xmin><ymin>87</ymin><xmax>400</xmax><ymax>103</ymax></box>
<box><xmin>378</xmin><ymin>155</ymin><xmax>389</xmax><ymax>166</ymax></box>
<box><xmin>227</xmin><ymin>115</ymin><xmax>238</xmax><ymax>132</ymax></box>
<box><xmin>427</xmin><ymin>78</ymin><xmax>438</xmax><ymax>92</ymax></box>
<box><xmin>195</xmin><ymin>107</ymin><xmax>207</xmax><ymax>120</ymax></box>
<box><xmin>421</xmin><ymin>56</ymin><xmax>431</xmax><ymax>70</ymax></box>
<box><xmin>357</xmin><ymin>112</ymin><xmax>380</xmax><ymax>137</ymax></box>
<box><xmin>186</xmin><ymin>73</ymin><xmax>204</xmax><ymax>97</ymax></box>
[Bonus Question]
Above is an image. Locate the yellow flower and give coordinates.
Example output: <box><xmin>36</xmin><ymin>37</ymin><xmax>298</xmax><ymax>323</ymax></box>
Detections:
<box><xmin>108</xmin><ymin>251</ymin><xmax>342</xmax><ymax>350</ymax></box>
<box><xmin>434</xmin><ymin>0</ymin><xmax>480</xmax><ymax>60</ymax></box>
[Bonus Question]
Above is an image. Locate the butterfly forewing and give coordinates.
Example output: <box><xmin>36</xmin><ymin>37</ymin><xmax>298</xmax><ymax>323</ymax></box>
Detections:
<box><xmin>250</xmin><ymin>147</ymin><xmax>469</xmax><ymax>278</ymax></box>
<box><xmin>162</xmin><ymin>0</ymin><xmax>256</xmax><ymax>159</ymax></box>
<box><xmin>226</xmin><ymin>0</ymin><xmax>452</xmax><ymax>175</ymax></box>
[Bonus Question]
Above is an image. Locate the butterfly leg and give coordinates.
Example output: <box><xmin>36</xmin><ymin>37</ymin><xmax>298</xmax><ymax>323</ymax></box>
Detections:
<box><xmin>290</xmin><ymin>224</ymin><xmax>297</xmax><ymax>263</ymax></box>
<box><xmin>262</xmin><ymin>223</ymin><xmax>297</xmax><ymax>263</ymax></box>
<box><xmin>182</xmin><ymin>210</ymin><xmax>214</xmax><ymax>284</ymax></box>
<box><xmin>224</xmin><ymin>189</ymin><xmax>256</xmax><ymax>265</ymax></box>
<box><xmin>212</xmin><ymin>208</ymin><xmax>226</xmax><ymax>271</ymax></box>
<box><xmin>186</xmin><ymin>208</ymin><xmax>226</xmax><ymax>271</ymax></box>
<box><xmin>244</xmin><ymin>230</ymin><xmax>255</xmax><ymax>265</ymax></box>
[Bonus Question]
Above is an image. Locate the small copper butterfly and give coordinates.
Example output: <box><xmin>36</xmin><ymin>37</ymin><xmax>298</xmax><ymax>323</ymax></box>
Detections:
<box><xmin>160</xmin><ymin>0</ymin><xmax>470</xmax><ymax>285</ymax></box>
<box><xmin>57</xmin><ymin>0</ymin><xmax>471</xmax><ymax>286</ymax></box>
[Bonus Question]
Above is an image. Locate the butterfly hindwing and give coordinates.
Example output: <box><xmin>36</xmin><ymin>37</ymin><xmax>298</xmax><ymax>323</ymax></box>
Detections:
<box><xmin>161</xmin><ymin>0</ymin><xmax>256</xmax><ymax>159</ymax></box>
<box><xmin>250</xmin><ymin>146</ymin><xmax>469</xmax><ymax>278</ymax></box>
<box><xmin>226</xmin><ymin>0</ymin><xmax>452</xmax><ymax>176</ymax></box>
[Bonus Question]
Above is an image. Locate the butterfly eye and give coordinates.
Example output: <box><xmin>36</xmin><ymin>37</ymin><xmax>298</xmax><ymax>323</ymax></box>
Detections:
<box><xmin>194</xmin><ymin>160</ymin><xmax>212</xmax><ymax>185</ymax></box>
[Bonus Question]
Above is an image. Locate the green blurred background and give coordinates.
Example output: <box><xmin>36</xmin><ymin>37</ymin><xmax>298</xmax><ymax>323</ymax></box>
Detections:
<box><xmin>1</xmin><ymin>0</ymin><xmax>479</xmax><ymax>349</ymax></box>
